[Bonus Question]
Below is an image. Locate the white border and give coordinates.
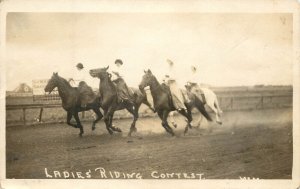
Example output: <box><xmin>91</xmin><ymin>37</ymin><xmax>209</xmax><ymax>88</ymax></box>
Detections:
<box><xmin>0</xmin><ymin>0</ymin><xmax>299</xmax><ymax>189</ymax></box>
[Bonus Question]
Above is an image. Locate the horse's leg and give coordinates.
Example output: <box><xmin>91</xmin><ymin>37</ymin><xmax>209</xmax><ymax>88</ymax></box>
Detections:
<box><xmin>214</xmin><ymin>97</ymin><xmax>223</xmax><ymax>115</ymax></box>
<box><xmin>73</xmin><ymin>112</ymin><xmax>84</xmax><ymax>137</ymax></box>
<box><xmin>158</xmin><ymin>110</ymin><xmax>174</xmax><ymax>136</ymax></box>
<box><xmin>169</xmin><ymin>111</ymin><xmax>177</xmax><ymax>128</ymax></box>
<box><xmin>66</xmin><ymin>112</ymin><xmax>77</xmax><ymax>128</ymax></box>
<box><xmin>209</xmin><ymin>102</ymin><xmax>222</xmax><ymax>125</ymax></box>
<box><xmin>109</xmin><ymin>111</ymin><xmax>122</xmax><ymax>132</ymax></box>
<box><xmin>126</xmin><ymin>103</ymin><xmax>138</xmax><ymax>137</ymax></box>
<box><xmin>186</xmin><ymin>108</ymin><xmax>193</xmax><ymax>129</ymax></box>
<box><xmin>92</xmin><ymin>108</ymin><xmax>103</xmax><ymax>131</ymax></box>
<box><xmin>162</xmin><ymin>110</ymin><xmax>174</xmax><ymax>136</ymax></box>
<box><xmin>178</xmin><ymin>109</ymin><xmax>192</xmax><ymax>135</ymax></box>
<box><xmin>157</xmin><ymin>110</ymin><xmax>170</xmax><ymax>135</ymax></box>
<box><xmin>103</xmin><ymin>109</ymin><xmax>113</xmax><ymax>135</ymax></box>
<box><xmin>213</xmin><ymin>100</ymin><xmax>223</xmax><ymax>125</ymax></box>
<box><xmin>143</xmin><ymin>98</ymin><xmax>156</xmax><ymax>113</ymax></box>
<box><xmin>195</xmin><ymin>99</ymin><xmax>213</xmax><ymax>123</ymax></box>
<box><xmin>196</xmin><ymin>114</ymin><xmax>203</xmax><ymax>128</ymax></box>
<box><xmin>141</xmin><ymin>89</ymin><xmax>155</xmax><ymax>113</ymax></box>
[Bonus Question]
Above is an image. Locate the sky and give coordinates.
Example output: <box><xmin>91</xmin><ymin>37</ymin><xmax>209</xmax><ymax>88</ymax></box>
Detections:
<box><xmin>5</xmin><ymin>13</ymin><xmax>293</xmax><ymax>91</ymax></box>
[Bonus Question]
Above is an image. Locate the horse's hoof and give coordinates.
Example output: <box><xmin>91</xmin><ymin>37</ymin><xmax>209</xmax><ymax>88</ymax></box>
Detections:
<box><xmin>79</xmin><ymin>133</ymin><xmax>83</xmax><ymax>137</ymax></box>
<box><xmin>92</xmin><ymin>126</ymin><xmax>96</xmax><ymax>131</ymax></box>
<box><xmin>184</xmin><ymin>128</ymin><xmax>188</xmax><ymax>135</ymax></box>
<box><xmin>108</xmin><ymin>130</ymin><xmax>113</xmax><ymax>135</ymax></box>
<box><xmin>115</xmin><ymin>128</ymin><xmax>122</xmax><ymax>132</ymax></box>
<box><xmin>217</xmin><ymin>121</ymin><xmax>222</xmax><ymax>125</ymax></box>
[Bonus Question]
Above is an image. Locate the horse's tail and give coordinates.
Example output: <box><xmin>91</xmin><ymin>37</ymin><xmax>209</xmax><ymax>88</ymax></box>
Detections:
<box><xmin>196</xmin><ymin>98</ymin><xmax>213</xmax><ymax>122</ymax></box>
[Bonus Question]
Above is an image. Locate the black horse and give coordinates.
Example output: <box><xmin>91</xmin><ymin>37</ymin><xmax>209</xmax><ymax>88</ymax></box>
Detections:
<box><xmin>44</xmin><ymin>72</ymin><xmax>103</xmax><ymax>136</ymax></box>
<box><xmin>89</xmin><ymin>66</ymin><xmax>155</xmax><ymax>136</ymax></box>
<box><xmin>139</xmin><ymin>69</ymin><xmax>212</xmax><ymax>135</ymax></box>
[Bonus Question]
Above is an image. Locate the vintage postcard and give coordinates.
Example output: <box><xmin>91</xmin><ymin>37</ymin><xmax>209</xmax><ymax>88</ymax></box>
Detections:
<box><xmin>0</xmin><ymin>0</ymin><xmax>299</xmax><ymax>189</ymax></box>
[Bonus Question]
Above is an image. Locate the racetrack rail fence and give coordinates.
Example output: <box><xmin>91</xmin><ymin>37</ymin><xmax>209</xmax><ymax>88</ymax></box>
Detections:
<box><xmin>6</xmin><ymin>87</ymin><xmax>292</xmax><ymax>126</ymax></box>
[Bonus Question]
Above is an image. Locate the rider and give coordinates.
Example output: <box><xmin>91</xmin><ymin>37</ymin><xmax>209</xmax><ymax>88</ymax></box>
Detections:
<box><xmin>186</xmin><ymin>65</ymin><xmax>206</xmax><ymax>104</ymax></box>
<box><xmin>69</xmin><ymin>63</ymin><xmax>97</xmax><ymax>108</ymax></box>
<box><xmin>110</xmin><ymin>59</ymin><xmax>134</xmax><ymax>104</ymax></box>
<box><xmin>69</xmin><ymin>63</ymin><xmax>85</xmax><ymax>87</ymax></box>
<box><xmin>164</xmin><ymin>59</ymin><xmax>188</xmax><ymax>111</ymax></box>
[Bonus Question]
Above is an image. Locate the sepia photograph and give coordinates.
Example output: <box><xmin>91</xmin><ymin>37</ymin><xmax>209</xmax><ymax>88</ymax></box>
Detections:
<box><xmin>1</xmin><ymin>0</ymin><xmax>299</xmax><ymax>189</ymax></box>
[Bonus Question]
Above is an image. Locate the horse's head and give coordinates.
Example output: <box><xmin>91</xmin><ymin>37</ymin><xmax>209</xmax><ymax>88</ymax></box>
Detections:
<box><xmin>139</xmin><ymin>69</ymin><xmax>154</xmax><ymax>91</ymax></box>
<box><xmin>44</xmin><ymin>72</ymin><xmax>59</xmax><ymax>94</ymax></box>
<box><xmin>89</xmin><ymin>66</ymin><xmax>110</xmax><ymax>80</ymax></box>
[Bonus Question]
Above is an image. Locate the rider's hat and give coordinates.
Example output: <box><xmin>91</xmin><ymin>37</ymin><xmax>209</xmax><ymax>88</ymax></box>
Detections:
<box><xmin>191</xmin><ymin>65</ymin><xmax>197</xmax><ymax>71</ymax></box>
<box><xmin>115</xmin><ymin>59</ymin><xmax>123</xmax><ymax>65</ymax></box>
<box><xmin>166</xmin><ymin>59</ymin><xmax>174</xmax><ymax>66</ymax></box>
<box><xmin>76</xmin><ymin>63</ymin><xmax>84</xmax><ymax>69</ymax></box>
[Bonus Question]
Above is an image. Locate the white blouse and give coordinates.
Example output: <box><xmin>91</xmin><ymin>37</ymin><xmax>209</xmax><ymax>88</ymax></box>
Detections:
<box><xmin>109</xmin><ymin>64</ymin><xmax>125</xmax><ymax>81</ymax></box>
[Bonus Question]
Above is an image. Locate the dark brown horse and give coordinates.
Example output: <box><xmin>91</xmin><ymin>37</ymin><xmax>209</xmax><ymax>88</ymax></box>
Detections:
<box><xmin>89</xmin><ymin>66</ymin><xmax>155</xmax><ymax>136</ymax></box>
<box><xmin>139</xmin><ymin>69</ymin><xmax>212</xmax><ymax>135</ymax></box>
<box><xmin>44</xmin><ymin>73</ymin><xmax>103</xmax><ymax>137</ymax></box>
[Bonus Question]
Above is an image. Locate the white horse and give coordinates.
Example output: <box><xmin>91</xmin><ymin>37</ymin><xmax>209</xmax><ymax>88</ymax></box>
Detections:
<box><xmin>169</xmin><ymin>87</ymin><xmax>223</xmax><ymax>128</ymax></box>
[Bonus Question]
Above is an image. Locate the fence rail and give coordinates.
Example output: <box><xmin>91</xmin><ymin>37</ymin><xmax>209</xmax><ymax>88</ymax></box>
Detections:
<box><xmin>6</xmin><ymin>104</ymin><xmax>61</xmax><ymax>126</ymax></box>
<box><xmin>219</xmin><ymin>94</ymin><xmax>292</xmax><ymax>111</ymax></box>
<box><xmin>6</xmin><ymin>93</ymin><xmax>292</xmax><ymax>126</ymax></box>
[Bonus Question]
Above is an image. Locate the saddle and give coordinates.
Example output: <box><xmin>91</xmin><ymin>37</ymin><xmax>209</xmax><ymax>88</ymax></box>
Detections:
<box><xmin>161</xmin><ymin>83</ymin><xmax>175</xmax><ymax>109</ymax></box>
<box><xmin>112</xmin><ymin>78</ymin><xmax>136</xmax><ymax>103</ymax></box>
<box><xmin>78</xmin><ymin>81</ymin><xmax>99</xmax><ymax>106</ymax></box>
<box><xmin>185</xmin><ymin>83</ymin><xmax>206</xmax><ymax>104</ymax></box>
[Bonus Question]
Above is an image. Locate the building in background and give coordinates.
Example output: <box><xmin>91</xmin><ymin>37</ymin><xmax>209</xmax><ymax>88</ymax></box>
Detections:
<box><xmin>6</xmin><ymin>83</ymin><xmax>33</xmax><ymax>97</ymax></box>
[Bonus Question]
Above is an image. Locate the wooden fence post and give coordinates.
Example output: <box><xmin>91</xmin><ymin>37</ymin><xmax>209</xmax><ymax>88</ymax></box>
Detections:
<box><xmin>22</xmin><ymin>108</ymin><xmax>26</xmax><ymax>125</ymax></box>
<box><xmin>39</xmin><ymin>108</ymin><xmax>44</xmax><ymax>122</ymax></box>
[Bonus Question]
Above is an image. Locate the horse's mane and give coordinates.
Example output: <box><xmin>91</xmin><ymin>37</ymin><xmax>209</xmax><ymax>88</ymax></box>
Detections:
<box><xmin>99</xmin><ymin>70</ymin><xmax>117</xmax><ymax>95</ymax></box>
<box><xmin>148</xmin><ymin>73</ymin><xmax>168</xmax><ymax>93</ymax></box>
<box><xmin>56</xmin><ymin>75</ymin><xmax>72</xmax><ymax>88</ymax></box>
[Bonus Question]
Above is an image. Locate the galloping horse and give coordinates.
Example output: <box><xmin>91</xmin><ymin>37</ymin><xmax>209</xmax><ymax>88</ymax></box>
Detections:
<box><xmin>44</xmin><ymin>72</ymin><xmax>103</xmax><ymax>137</ymax></box>
<box><xmin>169</xmin><ymin>85</ymin><xmax>223</xmax><ymax>128</ymax></box>
<box><xmin>139</xmin><ymin>69</ymin><xmax>211</xmax><ymax>135</ymax></box>
<box><xmin>185</xmin><ymin>84</ymin><xmax>223</xmax><ymax>127</ymax></box>
<box><xmin>89</xmin><ymin>66</ymin><xmax>155</xmax><ymax>136</ymax></box>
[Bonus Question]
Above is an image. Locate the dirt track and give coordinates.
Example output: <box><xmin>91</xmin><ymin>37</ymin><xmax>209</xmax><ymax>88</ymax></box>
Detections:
<box><xmin>6</xmin><ymin>108</ymin><xmax>292</xmax><ymax>179</ymax></box>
